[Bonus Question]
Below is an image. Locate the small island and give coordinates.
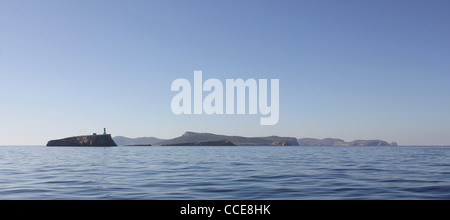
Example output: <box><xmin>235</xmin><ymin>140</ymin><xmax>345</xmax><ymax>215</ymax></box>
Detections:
<box><xmin>47</xmin><ymin>128</ymin><xmax>117</xmax><ymax>147</ymax></box>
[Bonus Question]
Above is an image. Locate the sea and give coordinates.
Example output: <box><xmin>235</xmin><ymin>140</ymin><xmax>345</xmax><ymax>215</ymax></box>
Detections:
<box><xmin>1</xmin><ymin>145</ymin><xmax>450</xmax><ymax>200</ymax></box>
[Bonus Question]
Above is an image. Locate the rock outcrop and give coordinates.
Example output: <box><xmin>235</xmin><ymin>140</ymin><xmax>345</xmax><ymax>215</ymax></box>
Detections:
<box><xmin>47</xmin><ymin>134</ymin><xmax>117</xmax><ymax>147</ymax></box>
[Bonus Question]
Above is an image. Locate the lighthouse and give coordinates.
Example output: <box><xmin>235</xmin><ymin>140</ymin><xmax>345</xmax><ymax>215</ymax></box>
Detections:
<box><xmin>103</xmin><ymin>128</ymin><xmax>107</xmax><ymax>135</ymax></box>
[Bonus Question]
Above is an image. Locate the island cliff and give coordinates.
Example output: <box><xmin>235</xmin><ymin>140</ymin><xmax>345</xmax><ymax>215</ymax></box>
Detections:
<box><xmin>47</xmin><ymin>134</ymin><xmax>117</xmax><ymax>147</ymax></box>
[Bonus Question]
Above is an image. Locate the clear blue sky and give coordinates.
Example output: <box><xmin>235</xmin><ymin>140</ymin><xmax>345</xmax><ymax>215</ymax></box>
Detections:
<box><xmin>1</xmin><ymin>0</ymin><xmax>449</xmax><ymax>145</ymax></box>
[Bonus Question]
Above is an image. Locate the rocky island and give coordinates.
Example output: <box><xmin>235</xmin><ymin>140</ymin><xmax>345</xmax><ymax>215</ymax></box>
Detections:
<box><xmin>155</xmin><ymin>132</ymin><xmax>299</xmax><ymax>146</ymax></box>
<box><xmin>162</xmin><ymin>139</ymin><xmax>237</xmax><ymax>146</ymax></box>
<box><xmin>47</xmin><ymin>128</ymin><xmax>117</xmax><ymax>147</ymax></box>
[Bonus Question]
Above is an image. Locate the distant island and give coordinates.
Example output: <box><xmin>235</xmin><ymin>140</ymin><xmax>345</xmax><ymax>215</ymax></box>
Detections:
<box><xmin>113</xmin><ymin>132</ymin><xmax>396</xmax><ymax>147</ymax></box>
<box><xmin>154</xmin><ymin>132</ymin><xmax>299</xmax><ymax>146</ymax></box>
<box><xmin>297</xmin><ymin>138</ymin><xmax>397</xmax><ymax>146</ymax></box>
<box><xmin>46</xmin><ymin>129</ymin><xmax>396</xmax><ymax>147</ymax></box>
<box><xmin>47</xmin><ymin>128</ymin><xmax>117</xmax><ymax>147</ymax></box>
<box><xmin>162</xmin><ymin>139</ymin><xmax>236</xmax><ymax>146</ymax></box>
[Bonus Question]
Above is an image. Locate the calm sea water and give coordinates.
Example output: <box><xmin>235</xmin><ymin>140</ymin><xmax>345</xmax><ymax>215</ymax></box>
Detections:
<box><xmin>1</xmin><ymin>145</ymin><xmax>450</xmax><ymax>200</ymax></box>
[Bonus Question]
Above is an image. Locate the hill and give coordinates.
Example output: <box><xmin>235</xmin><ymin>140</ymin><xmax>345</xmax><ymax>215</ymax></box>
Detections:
<box><xmin>162</xmin><ymin>139</ymin><xmax>237</xmax><ymax>146</ymax></box>
<box><xmin>155</xmin><ymin>132</ymin><xmax>299</xmax><ymax>146</ymax></box>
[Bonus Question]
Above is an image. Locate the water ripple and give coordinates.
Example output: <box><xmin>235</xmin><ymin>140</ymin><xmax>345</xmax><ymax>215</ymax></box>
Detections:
<box><xmin>1</xmin><ymin>146</ymin><xmax>450</xmax><ymax>199</ymax></box>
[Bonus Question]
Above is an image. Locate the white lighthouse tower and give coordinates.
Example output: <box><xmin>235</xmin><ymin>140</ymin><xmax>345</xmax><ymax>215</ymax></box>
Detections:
<box><xmin>103</xmin><ymin>128</ymin><xmax>107</xmax><ymax>135</ymax></box>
